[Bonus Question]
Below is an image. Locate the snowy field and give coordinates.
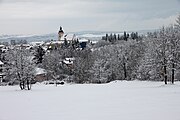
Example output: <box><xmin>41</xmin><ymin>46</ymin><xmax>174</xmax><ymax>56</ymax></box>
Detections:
<box><xmin>0</xmin><ymin>81</ymin><xmax>180</xmax><ymax>120</ymax></box>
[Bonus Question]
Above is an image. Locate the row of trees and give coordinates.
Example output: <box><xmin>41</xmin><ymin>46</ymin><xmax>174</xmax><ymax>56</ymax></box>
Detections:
<box><xmin>42</xmin><ymin>21</ymin><xmax>179</xmax><ymax>84</ymax></box>
<box><xmin>88</xmin><ymin>40</ymin><xmax>145</xmax><ymax>83</ymax></box>
<box><xmin>1</xmin><ymin>15</ymin><xmax>180</xmax><ymax>89</ymax></box>
<box><xmin>102</xmin><ymin>32</ymin><xmax>140</xmax><ymax>43</ymax></box>
<box><xmin>71</xmin><ymin>15</ymin><xmax>180</xmax><ymax>84</ymax></box>
<box><xmin>138</xmin><ymin>18</ymin><xmax>180</xmax><ymax>84</ymax></box>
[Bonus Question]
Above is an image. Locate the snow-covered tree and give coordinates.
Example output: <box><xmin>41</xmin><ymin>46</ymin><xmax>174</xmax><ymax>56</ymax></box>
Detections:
<box><xmin>90</xmin><ymin>47</ymin><xmax>113</xmax><ymax>83</ymax></box>
<box><xmin>175</xmin><ymin>14</ymin><xmax>180</xmax><ymax>30</ymax></box>
<box><xmin>90</xmin><ymin>39</ymin><xmax>145</xmax><ymax>82</ymax></box>
<box><xmin>5</xmin><ymin>46</ymin><xmax>35</xmax><ymax>90</ymax></box>
<box><xmin>138</xmin><ymin>20</ymin><xmax>180</xmax><ymax>84</ymax></box>
<box><xmin>137</xmin><ymin>36</ymin><xmax>161</xmax><ymax>80</ymax></box>
<box><xmin>73</xmin><ymin>48</ymin><xmax>94</xmax><ymax>83</ymax></box>
<box><xmin>42</xmin><ymin>50</ymin><xmax>64</xmax><ymax>84</ymax></box>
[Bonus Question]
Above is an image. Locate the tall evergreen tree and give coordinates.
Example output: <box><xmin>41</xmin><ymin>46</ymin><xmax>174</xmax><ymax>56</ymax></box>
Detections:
<box><xmin>34</xmin><ymin>46</ymin><xmax>45</xmax><ymax>64</ymax></box>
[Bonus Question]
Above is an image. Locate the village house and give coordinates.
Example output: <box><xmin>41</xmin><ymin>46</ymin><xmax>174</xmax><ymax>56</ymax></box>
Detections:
<box><xmin>34</xmin><ymin>68</ymin><xmax>48</xmax><ymax>82</ymax></box>
<box><xmin>0</xmin><ymin>60</ymin><xmax>6</xmax><ymax>83</ymax></box>
<box><xmin>62</xmin><ymin>57</ymin><xmax>75</xmax><ymax>68</ymax></box>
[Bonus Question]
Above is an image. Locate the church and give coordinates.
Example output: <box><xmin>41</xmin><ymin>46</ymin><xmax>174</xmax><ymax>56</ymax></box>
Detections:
<box><xmin>58</xmin><ymin>26</ymin><xmax>78</xmax><ymax>44</ymax></box>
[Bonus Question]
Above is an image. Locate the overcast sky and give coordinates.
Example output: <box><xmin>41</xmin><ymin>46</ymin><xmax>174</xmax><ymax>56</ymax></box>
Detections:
<box><xmin>0</xmin><ymin>0</ymin><xmax>179</xmax><ymax>35</ymax></box>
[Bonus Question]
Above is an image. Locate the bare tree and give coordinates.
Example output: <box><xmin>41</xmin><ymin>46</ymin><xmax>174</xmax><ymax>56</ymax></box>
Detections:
<box><xmin>5</xmin><ymin>46</ymin><xmax>35</xmax><ymax>90</ymax></box>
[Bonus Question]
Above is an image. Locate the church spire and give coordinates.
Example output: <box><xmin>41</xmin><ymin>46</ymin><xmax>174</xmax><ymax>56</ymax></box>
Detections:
<box><xmin>58</xmin><ymin>26</ymin><xmax>64</xmax><ymax>41</ymax></box>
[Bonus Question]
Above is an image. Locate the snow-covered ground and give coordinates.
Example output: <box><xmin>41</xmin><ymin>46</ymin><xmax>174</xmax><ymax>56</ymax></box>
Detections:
<box><xmin>78</xmin><ymin>33</ymin><xmax>105</xmax><ymax>38</ymax></box>
<box><xmin>0</xmin><ymin>81</ymin><xmax>180</xmax><ymax>120</ymax></box>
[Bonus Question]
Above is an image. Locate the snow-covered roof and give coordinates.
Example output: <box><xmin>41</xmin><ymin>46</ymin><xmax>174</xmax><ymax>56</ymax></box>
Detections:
<box><xmin>0</xmin><ymin>60</ymin><xmax>4</xmax><ymax>65</ymax></box>
<box><xmin>63</xmin><ymin>58</ymin><xmax>75</xmax><ymax>65</ymax></box>
<box><xmin>91</xmin><ymin>40</ymin><xmax>98</xmax><ymax>44</ymax></box>
<box><xmin>60</xmin><ymin>34</ymin><xmax>77</xmax><ymax>41</ymax></box>
<box><xmin>65</xmin><ymin>58</ymin><xmax>75</xmax><ymax>61</ymax></box>
<box><xmin>0</xmin><ymin>44</ymin><xmax>5</xmax><ymax>47</ymax></box>
<box><xmin>30</xmin><ymin>41</ymin><xmax>44</xmax><ymax>46</ymax></box>
<box><xmin>79</xmin><ymin>38</ymin><xmax>89</xmax><ymax>42</ymax></box>
<box><xmin>15</xmin><ymin>44</ymin><xmax>30</xmax><ymax>47</ymax></box>
<box><xmin>46</xmin><ymin>41</ymin><xmax>64</xmax><ymax>45</ymax></box>
<box><xmin>63</xmin><ymin>60</ymin><xmax>73</xmax><ymax>65</ymax></box>
<box><xmin>1</xmin><ymin>48</ymin><xmax>8</xmax><ymax>52</ymax></box>
<box><xmin>35</xmin><ymin>68</ymin><xmax>47</xmax><ymax>75</ymax></box>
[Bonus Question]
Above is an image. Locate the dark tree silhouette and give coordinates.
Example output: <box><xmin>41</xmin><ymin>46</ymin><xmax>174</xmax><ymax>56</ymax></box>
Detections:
<box><xmin>34</xmin><ymin>46</ymin><xmax>45</xmax><ymax>64</ymax></box>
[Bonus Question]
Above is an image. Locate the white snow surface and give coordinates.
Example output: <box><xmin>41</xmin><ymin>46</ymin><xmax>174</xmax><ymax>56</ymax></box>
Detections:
<box><xmin>79</xmin><ymin>34</ymin><xmax>105</xmax><ymax>38</ymax></box>
<box><xmin>0</xmin><ymin>81</ymin><xmax>180</xmax><ymax>120</ymax></box>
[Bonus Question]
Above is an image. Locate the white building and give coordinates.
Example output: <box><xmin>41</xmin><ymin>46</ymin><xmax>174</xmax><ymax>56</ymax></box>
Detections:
<box><xmin>0</xmin><ymin>60</ymin><xmax>5</xmax><ymax>83</ymax></box>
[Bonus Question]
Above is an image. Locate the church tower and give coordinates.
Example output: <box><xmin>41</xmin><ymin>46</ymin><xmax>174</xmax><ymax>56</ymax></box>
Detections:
<box><xmin>58</xmin><ymin>26</ymin><xmax>64</xmax><ymax>41</ymax></box>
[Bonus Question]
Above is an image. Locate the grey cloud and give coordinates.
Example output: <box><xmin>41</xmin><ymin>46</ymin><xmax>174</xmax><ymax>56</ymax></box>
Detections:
<box><xmin>0</xmin><ymin>0</ymin><xmax>179</xmax><ymax>34</ymax></box>
<box><xmin>99</xmin><ymin>0</ymin><xmax>179</xmax><ymax>20</ymax></box>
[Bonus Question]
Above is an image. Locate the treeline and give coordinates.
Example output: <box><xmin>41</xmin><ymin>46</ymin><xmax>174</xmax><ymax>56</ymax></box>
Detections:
<box><xmin>73</xmin><ymin>15</ymin><xmax>180</xmax><ymax>84</ymax></box>
<box><xmin>1</xmin><ymin>15</ymin><xmax>180</xmax><ymax>88</ymax></box>
<box><xmin>102</xmin><ymin>31</ymin><xmax>141</xmax><ymax>43</ymax></box>
<box><xmin>41</xmin><ymin>14</ymin><xmax>180</xmax><ymax>84</ymax></box>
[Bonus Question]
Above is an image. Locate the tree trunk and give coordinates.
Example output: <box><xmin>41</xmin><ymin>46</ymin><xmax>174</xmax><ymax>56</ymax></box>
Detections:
<box><xmin>20</xmin><ymin>81</ymin><xmax>25</xmax><ymax>90</ymax></box>
<box><xmin>172</xmin><ymin>63</ymin><xmax>175</xmax><ymax>84</ymax></box>
<box><xmin>123</xmin><ymin>62</ymin><xmax>127</xmax><ymax>80</ymax></box>
<box><xmin>20</xmin><ymin>82</ymin><xmax>23</xmax><ymax>90</ymax></box>
<box><xmin>27</xmin><ymin>80</ymin><xmax>31</xmax><ymax>90</ymax></box>
<box><xmin>164</xmin><ymin>65</ymin><xmax>167</xmax><ymax>84</ymax></box>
